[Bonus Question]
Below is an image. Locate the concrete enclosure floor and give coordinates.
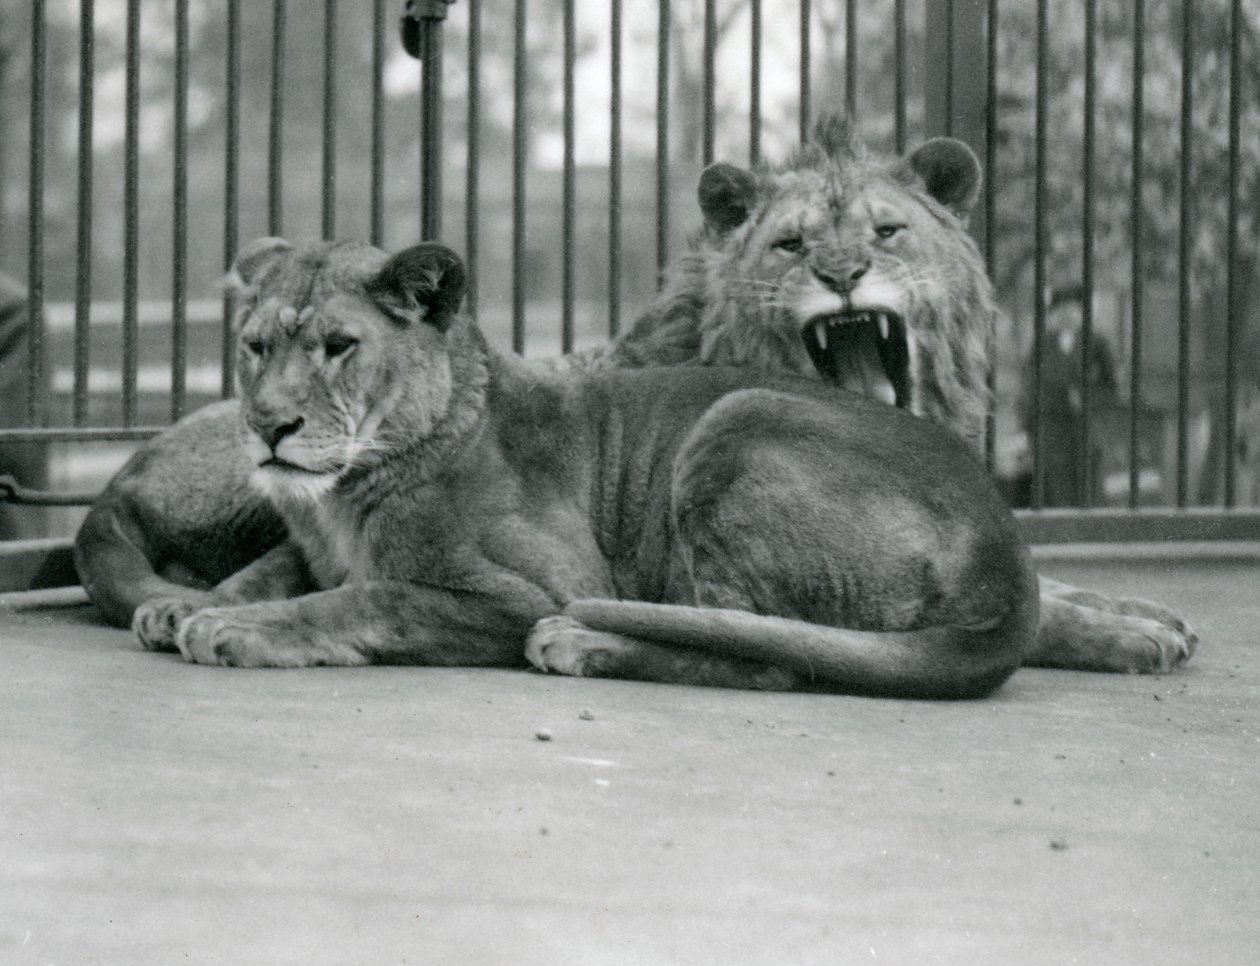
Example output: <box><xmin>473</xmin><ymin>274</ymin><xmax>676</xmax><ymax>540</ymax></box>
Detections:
<box><xmin>2</xmin><ymin>556</ymin><xmax>1258</xmax><ymax>965</ymax></box>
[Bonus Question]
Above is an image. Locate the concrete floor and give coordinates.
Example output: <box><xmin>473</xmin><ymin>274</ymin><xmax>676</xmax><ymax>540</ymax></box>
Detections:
<box><xmin>2</xmin><ymin>555</ymin><xmax>1258</xmax><ymax>966</ymax></box>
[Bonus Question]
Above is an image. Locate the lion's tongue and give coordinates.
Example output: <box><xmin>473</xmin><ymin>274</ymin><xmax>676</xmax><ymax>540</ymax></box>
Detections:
<box><xmin>829</xmin><ymin>325</ymin><xmax>895</xmax><ymax>406</ymax></box>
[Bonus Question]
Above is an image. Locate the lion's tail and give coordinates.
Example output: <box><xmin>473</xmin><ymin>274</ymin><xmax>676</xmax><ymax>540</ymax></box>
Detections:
<box><xmin>565</xmin><ymin>599</ymin><xmax>1033</xmax><ymax>700</ymax></box>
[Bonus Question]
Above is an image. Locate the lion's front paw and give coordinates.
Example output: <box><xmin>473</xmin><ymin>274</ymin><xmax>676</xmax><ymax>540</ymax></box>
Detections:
<box><xmin>133</xmin><ymin>597</ymin><xmax>200</xmax><ymax>652</ymax></box>
<box><xmin>176</xmin><ymin>609</ymin><xmax>278</xmax><ymax>667</ymax></box>
<box><xmin>1118</xmin><ymin>615</ymin><xmax>1197</xmax><ymax>673</ymax></box>
<box><xmin>526</xmin><ymin>615</ymin><xmax>635</xmax><ymax>678</ymax></box>
<box><xmin>1035</xmin><ymin>605</ymin><xmax>1197</xmax><ymax>675</ymax></box>
<box><xmin>1052</xmin><ymin>585</ymin><xmax>1199</xmax><ymax>654</ymax></box>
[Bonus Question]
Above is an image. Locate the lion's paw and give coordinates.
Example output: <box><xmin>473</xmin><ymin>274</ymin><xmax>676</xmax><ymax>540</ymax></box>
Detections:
<box><xmin>1112</xmin><ymin>614</ymin><xmax>1197</xmax><ymax>674</ymax></box>
<box><xmin>1039</xmin><ymin>608</ymin><xmax>1197</xmax><ymax>675</ymax></box>
<box><xmin>1051</xmin><ymin>586</ymin><xmax>1198</xmax><ymax>652</ymax></box>
<box><xmin>526</xmin><ymin>615</ymin><xmax>635</xmax><ymax>678</ymax></box>
<box><xmin>132</xmin><ymin>597</ymin><xmax>200</xmax><ymax>652</ymax></box>
<box><xmin>175</xmin><ymin>609</ymin><xmax>277</xmax><ymax>667</ymax></box>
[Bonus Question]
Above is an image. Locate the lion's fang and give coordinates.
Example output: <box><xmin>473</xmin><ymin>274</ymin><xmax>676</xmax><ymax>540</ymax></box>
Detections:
<box><xmin>815</xmin><ymin>319</ymin><xmax>829</xmax><ymax>351</ymax></box>
<box><xmin>878</xmin><ymin>313</ymin><xmax>889</xmax><ymax>341</ymax></box>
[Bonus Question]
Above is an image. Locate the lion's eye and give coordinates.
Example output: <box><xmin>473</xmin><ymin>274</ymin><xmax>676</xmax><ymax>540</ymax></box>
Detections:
<box><xmin>244</xmin><ymin>339</ymin><xmax>267</xmax><ymax>358</ymax></box>
<box><xmin>774</xmin><ymin>236</ymin><xmax>805</xmax><ymax>254</ymax></box>
<box><xmin>323</xmin><ymin>335</ymin><xmax>358</xmax><ymax>360</ymax></box>
<box><xmin>874</xmin><ymin>223</ymin><xmax>906</xmax><ymax>240</ymax></box>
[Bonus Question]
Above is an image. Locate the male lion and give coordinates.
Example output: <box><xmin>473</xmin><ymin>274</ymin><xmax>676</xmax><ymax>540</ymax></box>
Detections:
<box><xmin>127</xmin><ymin>239</ymin><xmax>1037</xmax><ymax>699</ymax></box>
<box><xmin>75</xmin><ymin>115</ymin><xmax>1193</xmax><ymax>675</ymax></box>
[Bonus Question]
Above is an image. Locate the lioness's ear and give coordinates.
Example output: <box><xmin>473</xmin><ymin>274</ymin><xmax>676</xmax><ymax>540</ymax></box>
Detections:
<box><xmin>226</xmin><ymin>237</ymin><xmax>291</xmax><ymax>295</ymax></box>
<box><xmin>365</xmin><ymin>242</ymin><xmax>466</xmax><ymax>332</ymax></box>
<box><xmin>699</xmin><ymin>163</ymin><xmax>758</xmax><ymax>233</ymax></box>
<box><xmin>902</xmin><ymin>138</ymin><xmax>982</xmax><ymax>220</ymax></box>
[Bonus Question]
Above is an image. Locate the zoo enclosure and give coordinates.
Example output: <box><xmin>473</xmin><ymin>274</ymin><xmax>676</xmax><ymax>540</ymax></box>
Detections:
<box><xmin>1</xmin><ymin>0</ymin><xmax>1258</xmax><ymax>577</ymax></box>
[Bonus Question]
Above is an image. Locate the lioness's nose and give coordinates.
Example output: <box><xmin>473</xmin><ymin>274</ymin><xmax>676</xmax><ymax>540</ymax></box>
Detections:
<box><xmin>253</xmin><ymin>415</ymin><xmax>305</xmax><ymax>451</ymax></box>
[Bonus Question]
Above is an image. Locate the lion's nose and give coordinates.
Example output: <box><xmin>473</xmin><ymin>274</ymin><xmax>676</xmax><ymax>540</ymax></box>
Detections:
<box><xmin>253</xmin><ymin>415</ymin><xmax>305</xmax><ymax>451</ymax></box>
<box><xmin>814</xmin><ymin>260</ymin><xmax>869</xmax><ymax>294</ymax></box>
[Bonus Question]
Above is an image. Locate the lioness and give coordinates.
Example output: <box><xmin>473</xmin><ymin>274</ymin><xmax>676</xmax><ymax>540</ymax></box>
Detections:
<box><xmin>74</xmin><ymin>115</ymin><xmax>1193</xmax><ymax>674</ymax></box>
<box><xmin>128</xmin><ymin>239</ymin><xmax>1036</xmax><ymax>699</ymax></box>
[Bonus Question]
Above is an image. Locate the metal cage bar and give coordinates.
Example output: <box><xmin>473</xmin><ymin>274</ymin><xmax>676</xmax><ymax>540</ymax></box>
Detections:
<box><xmin>73</xmin><ymin>0</ymin><xmax>94</xmax><ymax>428</ymax></box>
<box><xmin>561</xmin><ymin>0</ymin><xmax>576</xmax><ymax>355</ymax></box>
<box><xmin>222</xmin><ymin>0</ymin><xmax>241</xmax><ymax>397</ymax></box>
<box><xmin>171</xmin><ymin>0</ymin><xmax>189</xmax><ymax>422</ymax></box>
<box><xmin>608</xmin><ymin>0</ymin><xmax>623</xmax><ymax>336</ymax></box>
<box><xmin>1224</xmin><ymin>0</ymin><xmax>1243</xmax><ymax>508</ymax></box>
<box><xmin>1176</xmin><ymin>0</ymin><xmax>1195</xmax><ymax>507</ymax></box>
<box><xmin>322</xmin><ymin>0</ymin><xmax>338</xmax><ymax>241</ymax></box>
<box><xmin>655</xmin><ymin>0</ymin><xmax>670</xmax><ymax>279</ymax></box>
<box><xmin>268</xmin><ymin>0</ymin><xmax>286</xmax><ymax>237</ymax></box>
<box><xmin>370</xmin><ymin>0</ymin><xmax>386</xmax><ymax>248</ymax></box>
<box><xmin>1129</xmin><ymin>0</ymin><xmax>1146</xmax><ymax>510</ymax></box>
<box><xmin>1079</xmin><ymin>0</ymin><xmax>1097</xmax><ymax>508</ymax></box>
<box><xmin>464</xmin><ymin>0</ymin><xmax>481</xmax><ymax>317</ymax></box>
<box><xmin>26</xmin><ymin>0</ymin><xmax>47</xmax><ymax>429</ymax></box>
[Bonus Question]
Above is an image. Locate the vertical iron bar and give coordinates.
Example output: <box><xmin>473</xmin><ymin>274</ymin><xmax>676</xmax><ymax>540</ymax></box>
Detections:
<box><xmin>944</xmin><ymin>0</ymin><xmax>955</xmax><ymax>136</ymax></box>
<box><xmin>122</xmin><ymin>0</ymin><xmax>141</xmax><ymax>426</ymax></box>
<box><xmin>1128</xmin><ymin>0</ymin><xmax>1145</xmax><ymax>508</ymax></box>
<box><xmin>512</xmin><ymin>0</ymin><xmax>527</xmax><ymax>351</ymax></box>
<box><xmin>750</xmin><ymin>0</ymin><xmax>761</xmax><ymax>165</ymax></box>
<box><xmin>419</xmin><ymin>7</ymin><xmax>445</xmax><ymax>241</ymax></box>
<box><xmin>465</xmin><ymin>0</ymin><xmax>481</xmax><ymax>316</ymax></box>
<box><xmin>1224</xmin><ymin>0</ymin><xmax>1242</xmax><ymax>507</ymax></box>
<box><xmin>73</xmin><ymin>0</ymin><xmax>95</xmax><ymax>427</ymax></box>
<box><xmin>1080</xmin><ymin>0</ymin><xmax>1096</xmax><ymax>506</ymax></box>
<box><xmin>799</xmin><ymin>0</ymin><xmax>811</xmax><ymax>141</ymax></box>
<box><xmin>894</xmin><ymin>0</ymin><xmax>906</xmax><ymax>153</ymax></box>
<box><xmin>171</xmin><ymin>0</ymin><xmax>189</xmax><ymax>422</ymax></box>
<box><xmin>222</xmin><ymin>0</ymin><xmax>240</xmax><ymax>397</ymax></box>
<box><xmin>844</xmin><ymin>0</ymin><xmax>856</xmax><ymax>117</ymax></box>
<box><xmin>983</xmin><ymin>0</ymin><xmax>998</xmax><ymax>469</ymax></box>
<box><xmin>1176</xmin><ymin>0</ymin><xmax>1194</xmax><ymax>507</ymax></box>
<box><xmin>26</xmin><ymin>0</ymin><xmax>47</xmax><ymax>427</ymax></box>
<box><xmin>656</xmin><ymin>0</ymin><xmax>670</xmax><ymax>280</ymax></box>
<box><xmin>1031</xmin><ymin>0</ymin><xmax>1048</xmax><ymax>509</ymax></box>
<box><xmin>702</xmin><ymin>0</ymin><xmax>715</xmax><ymax>166</ymax></box>
<box><xmin>321</xmin><ymin>0</ymin><xmax>337</xmax><ymax>240</ymax></box>
<box><xmin>608</xmin><ymin>0</ymin><xmax>622</xmax><ymax>335</ymax></box>
<box><xmin>370</xmin><ymin>0</ymin><xmax>385</xmax><ymax>247</ymax></box>
<box><xmin>561</xmin><ymin>0</ymin><xmax>575</xmax><ymax>354</ymax></box>
<box><xmin>269</xmin><ymin>0</ymin><xmax>286</xmax><ymax>237</ymax></box>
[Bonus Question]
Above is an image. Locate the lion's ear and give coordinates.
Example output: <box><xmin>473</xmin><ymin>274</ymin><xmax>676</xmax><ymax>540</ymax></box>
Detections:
<box><xmin>365</xmin><ymin>242</ymin><xmax>466</xmax><ymax>332</ymax></box>
<box><xmin>699</xmin><ymin>163</ymin><xmax>758</xmax><ymax>233</ymax></box>
<box><xmin>226</xmin><ymin>237</ymin><xmax>291</xmax><ymax>295</ymax></box>
<box><xmin>902</xmin><ymin>138</ymin><xmax>982</xmax><ymax>220</ymax></box>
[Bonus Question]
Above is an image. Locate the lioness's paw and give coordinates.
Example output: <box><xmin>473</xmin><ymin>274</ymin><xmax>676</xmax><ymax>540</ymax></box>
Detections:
<box><xmin>526</xmin><ymin>615</ymin><xmax>634</xmax><ymax>678</ymax></box>
<box><xmin>133</xmin><ymin>597</ymin><xmax>199</xmax><ymax>652</ymax></box>
<box><xmin>176</xmin><ymin>609</ymin><xmax>278</xmax><ymax>667</ymax></box>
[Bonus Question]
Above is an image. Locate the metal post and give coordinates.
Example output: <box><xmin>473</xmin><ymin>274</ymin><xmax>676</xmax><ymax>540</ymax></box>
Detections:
<box><xmin>401</xmin><ymin>0</ymin><xmax>455</xmax><ymax>242</ymax></box>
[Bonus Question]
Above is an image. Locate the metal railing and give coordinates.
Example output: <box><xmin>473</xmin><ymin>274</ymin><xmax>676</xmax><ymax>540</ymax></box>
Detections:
<box><xmin>1</xmin><ymin>0</ymin><xmax>1258</xmax><ymax>550</ymax></box>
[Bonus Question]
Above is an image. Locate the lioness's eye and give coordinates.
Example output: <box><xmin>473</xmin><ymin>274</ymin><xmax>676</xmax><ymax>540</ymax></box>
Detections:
<box><xmin>244</xmin><ymin>339</ymin><xmax>266</xmax><ymax>357</ymax></box>
<box><xmin>875</xmin><ymin>223</ymin><xmax>906</xmax><ymax>240</ymax></box>
<box><xmin>774</xmin><ymin>236</ymin><xmax>805</xmax><ymax>254</ymax></box>
<box><xmin>324</xmin><ymin>335</ymin><xmax>358</xmax><ymax>359</ymax></box>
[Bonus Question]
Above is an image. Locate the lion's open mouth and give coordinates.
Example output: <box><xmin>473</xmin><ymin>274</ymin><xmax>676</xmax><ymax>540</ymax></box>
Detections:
<box><xmin>802</xmin><ymin>310</ymin><xmax>910</xmax><ymax>408</ymax></box>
